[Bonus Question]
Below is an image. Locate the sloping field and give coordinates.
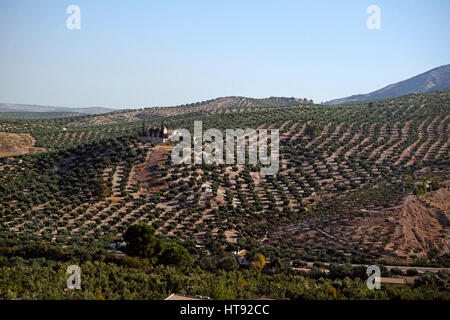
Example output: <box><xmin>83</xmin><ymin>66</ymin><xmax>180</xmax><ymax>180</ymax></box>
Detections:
<box><xmin>389</xmin><ymin>195</ymin><xmax>449</xmax><ymax>256</ymax></box>
<box><xmin>423</xmin><ymin>181</ymin><xmax>450</xmax><ymax>214</ymax></box>
<box><xmin>0</xmin><ymin>91</ymin><xmax>449</xmax><ymax>265</ymax></box>
<box><xmin>0</xmin><ymin>132</ymin><xmax>43</xmax><ymax>157</ymax></box>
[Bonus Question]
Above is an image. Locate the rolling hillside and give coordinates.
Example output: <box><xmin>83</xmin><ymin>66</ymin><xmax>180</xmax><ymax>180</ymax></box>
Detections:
<box><xmin>0</xmin><ymin>90</ymin><xmax>448</xmax><ymax>265</ymax></box>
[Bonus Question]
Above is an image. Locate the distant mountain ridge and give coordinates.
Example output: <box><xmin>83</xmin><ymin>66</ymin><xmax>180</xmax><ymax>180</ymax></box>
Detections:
<box><xmin>325</xmin><ymin>64</ymin><xmax>450</xmax><ymax>105</ymax></box>
<box><xmin>0</xmin><ymin>96</ymin><xmax>313</xmax><ymax>115</ymax></box>
<box><xmin>0</xmin><ymin>103</ymin><xmax>115</xmax><ymax>115</ymax></box>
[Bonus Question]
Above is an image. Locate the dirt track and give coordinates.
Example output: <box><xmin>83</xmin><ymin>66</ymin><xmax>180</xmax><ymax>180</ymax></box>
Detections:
<box><xmin>133</xmin><ymin>142</ymin><xmax>173</xmax><ymax>192</ymax></box>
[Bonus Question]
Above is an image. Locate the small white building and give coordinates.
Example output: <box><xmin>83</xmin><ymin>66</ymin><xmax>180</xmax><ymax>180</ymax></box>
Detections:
<box><xmin>140</xmin><ymin>120</ymin><xmax>171</xmax><ymax>143</ymax></box>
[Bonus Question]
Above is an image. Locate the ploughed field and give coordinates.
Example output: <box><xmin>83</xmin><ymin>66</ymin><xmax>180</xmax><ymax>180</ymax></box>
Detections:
<box><xmin>0</xmin><ymin>91</ymin><xmax>448</xmax><ymax>264</ymax></box>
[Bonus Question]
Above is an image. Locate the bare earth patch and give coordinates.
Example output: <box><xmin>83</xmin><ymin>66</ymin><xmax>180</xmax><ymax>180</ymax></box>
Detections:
<box><xmin>133</xmin><ymin>142</ymin><xmax>173</xmax><ymax>192</ymax></box>
<box><xmin>391</xmin><ymin>195</ymin><xmax>449</xmax><ymax>257</ymax></box>
<box><xmin>423</xmin><ymin>181</ymin><xmax>450</xmax><ymax>214</ymax></box>
<box><xmin>0</xmin><ymin>132</ymin><xmax>43</xmax><ymax>157</ymax></box>
<box><xmin>225</xmin><ymin>229</ymin><xmax>238</xmax><ymax>243</ymax></box>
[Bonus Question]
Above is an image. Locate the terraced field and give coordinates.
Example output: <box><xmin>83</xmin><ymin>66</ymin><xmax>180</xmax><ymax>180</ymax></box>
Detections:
<box><xmin>0</xmin><ymin>91</ymin><xmax>449</xmax><ymax>265</ymax></box>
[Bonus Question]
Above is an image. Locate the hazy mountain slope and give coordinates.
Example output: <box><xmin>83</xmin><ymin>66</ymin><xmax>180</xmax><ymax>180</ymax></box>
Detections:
<box><xmin>325</xmin><ymin>64</ymin><xmax>450</xmax><ymax>105</ymax></box>
<box><xmin>69</xmin><ymin>107</ymin><xmax>116</xmax><ymax>114</ymax></box>
<box><xmin>0</xmin><ymin>103</ymin><xmax>115</xmax><ymax>114</ymax></box>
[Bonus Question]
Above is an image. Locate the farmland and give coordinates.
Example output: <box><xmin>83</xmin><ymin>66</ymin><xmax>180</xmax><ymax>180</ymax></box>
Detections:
<box><xmin>0</xmin><ymin>91</ymin><xmax>448</xmax><ymax>268</ymax></box>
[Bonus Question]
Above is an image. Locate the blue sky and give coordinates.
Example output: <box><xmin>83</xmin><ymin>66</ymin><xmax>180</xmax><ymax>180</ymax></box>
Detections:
<box><xmin>0</xmin><ymin>0</ymin><xmax>449</xmax><ymax>108</ymax></box>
